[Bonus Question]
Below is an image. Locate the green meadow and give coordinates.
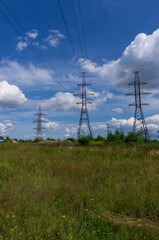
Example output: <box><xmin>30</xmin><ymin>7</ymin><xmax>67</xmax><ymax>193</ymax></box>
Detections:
<box><xmin>0</xmin><ymin>142</ymin><xmax>159</xmax><ymax>239</ymax></box>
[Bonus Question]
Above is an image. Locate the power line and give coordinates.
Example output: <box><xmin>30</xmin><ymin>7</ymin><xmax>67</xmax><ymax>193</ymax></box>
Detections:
<box><xmin>70</xmin><ymin>0</ymin><xmax>84</xmax><ymax>58</ymax></box>
<box><xmin>0</xmin><ymin>0</ymin><xmax>57</xmax><ymax>71</ymax></box>
<box><xmin>36</xmin><ymin>0</ymin><xmax>71</xmax><ymax>70</ymax></box>
<box><xmin>77</xmin><ymin>0</ymin><xmax>88</xmax><ymax>59</ymax></box>
<box><xmin>0</xmin><ymin>6</ymin><xmax>49</xmax><ymax>69</ymax></box>
<box><xmin>0</xmin><ymin>1</ymin><xmax>69</xmax><ymax>89</ymax></box>
<box><xmin>57</xmin><ymin>0</ymin><xmax>81</xmax><ymax>73</ymax></box>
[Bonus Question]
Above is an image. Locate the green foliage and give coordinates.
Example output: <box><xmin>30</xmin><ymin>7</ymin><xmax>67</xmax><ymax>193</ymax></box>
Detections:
<box><xmin>3</xmin><ymin>137</ymin><xmax>12</xmax><ymax>143</ymax></box>
<box><xmin>46</xmin><ymin>137</ymin><xmax>55</xmax><ymax>141</ymax></box>
<box><xmin>33</xmin><ymin>138</ymin><xmax>41</xmax><ymax>143</ymax></box>
<box><xmin>66</xmin><ymin>138</ymin><xmax>76</xmax><ymax>142</ymax></box>
<box><xmin>125</xmin><ymin>132</ymin><xmax>138</xmax><ymax>143</ymax></box>
<box><xmin>95</xmin><ymin>135</ymin><xmax>105</xmax><ymax>141</ymax></box>
<box><xmin>78</xmin><ymin>135</ymin><xmax>93</xmax><ymax>145</ymax></box>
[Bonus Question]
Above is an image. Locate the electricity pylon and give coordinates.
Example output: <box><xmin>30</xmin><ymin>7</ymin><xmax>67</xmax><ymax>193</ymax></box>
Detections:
<box><xmin>33</xmin><ymin>106</ymin><xmax>47</xmax><ymax>140</ymax></box>
<box><xmin>107</xmin><ymin>123</ymin><xmax>110</xmax><ymax>136</ymax></box>
<box><xmin>126</xmin><ymin>71</ymin><xmax>151</xmax><ymax>139</ymax></box>
<box><xmin>75</xmin><ymin>72</ymin><xmax>93</xmax><ymax>138</ymax></box>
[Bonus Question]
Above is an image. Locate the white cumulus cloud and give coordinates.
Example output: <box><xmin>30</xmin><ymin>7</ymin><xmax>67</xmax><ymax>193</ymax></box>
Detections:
<box><xmin>41</xmin><ymin>92</ymin><xmax>79</xmax><ymax>112</ymax></box>
<box><xmin>41</xmin><ymin>91</ymin><xmax>113</xmax><ymax>112</ymax></box>
<box><xmin>44</xmin><ymin>121</ymin><xmax>59</xmax><ymax>131</ymax></box>
<box><xmin>0</xmin><ymin>122</ymin><xmax>14</xmax><ymax>136</ymax></box>
<box><xmin>79</xmin><ymin>28</ymin><xmax>159</xmax><ymax>93</ymax></box>
<box><xmin>0</xmin><ymin>81</ymin><xmax>27</xmax><ymax>109</ymax></box>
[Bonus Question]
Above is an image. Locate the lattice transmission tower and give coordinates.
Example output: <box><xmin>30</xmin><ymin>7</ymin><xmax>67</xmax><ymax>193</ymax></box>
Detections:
<box><xmin>126</xmin><ymin>71</ymin><xmax>151</xmax><ymax>139</ymax></box>
<box><xmin>33</xmin><ymin>106</ymin><xmax>46</xmax><ymax>140</ymax></box>
<box><xmin>75</xmin><ymin>72</ymin><xmax>94</xmax><ymax>138</ymax></box>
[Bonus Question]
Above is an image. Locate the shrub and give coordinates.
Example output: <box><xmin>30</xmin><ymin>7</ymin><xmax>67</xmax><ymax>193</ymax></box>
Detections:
<box><xmin>46</xmin><ymin>138</ymin><xmax>55</xmax><ymax>141</ymax></box>
<box><xmin>78</xmin><ymin>135</ymin><xmax>93</xmax><ymax>145</ymax></box>
<box><xmin>66</xmin><ymin>138</ymin><xmax>76</xmax><ymax>142</ymax></box>
<box><xmin>3</xmin><ymin>137</ymin><xmax>12</xmax><ymax>143</ymax></box>
<box><xmin>96</xmin><ymin>135</ymin><xmax>105</xmax><ymax>141</ymax></box>
<box><xmin>125</xmin><ymin>132</ymin><xmax>138</xmax><ymax>143</ymax></box>
<box><xmin>33</xmin><ymin>138</ymin><xmax>41</xmax><ymax>143</ymax></box>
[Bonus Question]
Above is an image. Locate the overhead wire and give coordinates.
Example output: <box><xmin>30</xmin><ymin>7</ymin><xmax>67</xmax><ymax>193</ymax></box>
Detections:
<box><xmin>36</xmin><ymin>0</ymin><xmax>71</xmax><ymax>70</ymax></box>
<box><xmin>76</xmin><ymin>0</ymin><xmax>96</xmax><ymax>100</ymax></box>
<box><xmin>0</xmin><ymin>6</ymin><xmax>49</xmax><ymax>69</ymax></box>
<box><xmin>0</xmin><ymin>0</ymin><xmax>69</xmax><ymax>89</ymax></box>
<box><xmin>70</xmin><ymin>0</ymin><xmax>84</xmax><ymax>59</ymax></box>
<box><xmin>0</xmin><ymin>0</ymin><xmax>57</xmax><ymax>71</ymax></box>
<box><xmin>77</xmin><ymin>0</ymin><xmax>88</xmax><ymax>59</ymax></box>
<box><xmin>57</xmin><ymin>0</ymin><xmax>81</xmax><ymax>73</ymax></box>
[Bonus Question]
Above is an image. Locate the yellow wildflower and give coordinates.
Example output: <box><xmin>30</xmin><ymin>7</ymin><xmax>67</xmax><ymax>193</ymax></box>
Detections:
<box><xmin>10</xmin><ymin>228</ymin><xmax>14</xmax><ymax>232</ymax></box>
<box><xmin>6</xmin><ymin>215</ymin><xmax>10</xmax><ymax>218</ymax></box>
<box><xmin>12</xmin><ymin>215</ymin><xmax>16</xmax><ymax>218</ymax></box>
<box><xmin>62</xmin><ymin>215</ymin><xmax>66</xmax><ymax>219</ymax></box>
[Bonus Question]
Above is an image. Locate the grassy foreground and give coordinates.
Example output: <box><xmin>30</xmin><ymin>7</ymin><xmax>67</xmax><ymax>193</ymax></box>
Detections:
<box><xmin>0</xmin><ymin>142</ymin><xmax>159</xmax><ymax>239</ymax></box>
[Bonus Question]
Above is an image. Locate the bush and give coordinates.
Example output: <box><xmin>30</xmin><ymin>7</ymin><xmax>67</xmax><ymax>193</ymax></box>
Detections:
<box><xmin>46</xmin><ymin>138</ymin><xmax>55</xmax><ymax>141</ymax></box>
<box><xmin>33</xmin><ymin>138</ymin><xmax>41</xmax><ymax>143</ymax></box>
<box><xmin>96</xmin><ymin>135</ymin><xmax>105</xmax><ymax>141</ymax></box>
<box><xmin>107</xmin><ymin>132</ymin><xmax>115</xmax><ymax>142</ymax></box>
<box><xmin>78</xmin><ymin>135</ymin><xmax>93</xmax><ymax>145</ymax></box>
<box><xmin>125</xmin><ymin>132</ymin><xmax>138</xmax><ymax>143</ymax></box>
<box><xmin>3</xmin><ymin>137</ymin><xmax>12</xmax><ymax>143</ymax></box>
<box><xmin>66</xmin><ymin>138</ymin><xmax>76</xmax><ymax>142</ymax></box>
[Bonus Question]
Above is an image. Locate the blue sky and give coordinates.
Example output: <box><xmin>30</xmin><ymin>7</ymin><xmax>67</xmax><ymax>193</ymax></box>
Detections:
<box><xmin>0</xmin><ymin>0</ymin><xmax>159</xmax><ymax>139</ymax></box>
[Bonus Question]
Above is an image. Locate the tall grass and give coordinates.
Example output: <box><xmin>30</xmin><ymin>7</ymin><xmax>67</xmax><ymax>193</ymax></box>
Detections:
<box><xmin>0</xmin><ymin>143</ymin><xmax>159</xmax><ymax>239</ymax></box>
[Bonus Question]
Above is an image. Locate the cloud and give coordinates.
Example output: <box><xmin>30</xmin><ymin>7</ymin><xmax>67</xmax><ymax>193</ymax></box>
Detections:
<box><xmin>26</xmin><ymin>29</ymin><xmax>38</xmax><ymax>39</ymax></box>
<box><xmin>0</xmin><ymin>81</ymin><xmax>27</xmax><ymax>109</ymax></box>
<box><xmin>108</xmin><ymin>117</ymin><xmax>134</xmax><ymax>130</ymax></box>
<box><xmin>146</xmin><ymin>114</ymin><xmax>159</xmax><ymax>125</ymax></box>
<box><xmin>106</xmin><ymin>115</ymin><xmax>159</xmax><ymax>138</ymax></box>
<box><xmin>44</xmin><ymin>121</ymin><xmax>59</xmax><ymax>131</ymax></box>
<box><xmin>0</xmin><ymin>59</ymin><xmax>54</xmax><ymax>87</ymax></box>
<box><xmin>41</xmin><ymin>92</ymin><xmax>79</xmax><ymax>112</ymax></box>
<box><xmin>16</xmin><ymin>29</ymin><xmax>39</xmax><ymax>52</ymax></box>
<box><xmin>41</xmin><ymin>91</ymin><xmax>113</xmax><ymax>112</ymax></box>
<box><xmin>64</xmin><ymin>133</ymin><xmax>71</xmax><ymax>137</ymax></box>
<box><xmin>93</xmin><ymin>124</ymin><xmax>107</xmax><ymax>131</ymax></box>
<box><xmin>0</xmin><ymin>122</ymin><xmax>14</xmax><ymax>136</ymax></box>
<box><xmin>79</xmin><ymin>29</ymin><xmax>159</xmax><ymax>93</ymax></box>
<box><xmin>16</xmin><ymin>41</ymin><xmax>28</xmax><ymax>52</ymax></box>
<box><xmin>112</xmin><ymin>108</ymin><xmax>123</xmax><ymax>113</ymax></box>
<box><xmin>93</xmin><ymin>91</ymin><xmax>113</xmax><ymax>109</ymax></box>
<box><xmin>45</xmin><ymin>30</ymin><xmax>65</xmax><ymax>47</ymax></box>
<box><xmin>65</xmin><ymin>127</ymin><xmax>76</xmax><ymax>134</ymax></box>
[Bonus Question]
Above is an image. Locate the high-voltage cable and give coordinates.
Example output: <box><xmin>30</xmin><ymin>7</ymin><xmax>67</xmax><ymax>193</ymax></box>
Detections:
<box><xmin>70</xmin><ymin>0</ymin><xmax>84</xmax><ymax>58</ymax></box>
<box><xmin>57</xmin><ymin>0</ymin><xmax>81</xmax><ymax>73</ymax></box>
<box><xmin>0</xmin><ymin>0</ymin><xmax>69</xmax><ymax>89</ymax></box>
<box><xmin>0</xmin><ymin>7</ymin><xmax>49</xmax><ymax>69</ymax></box>
<box><xmin>0</xmin><ymin>0</ymin><xmax>53</xmax><ymax>70</ymax></box>
<box><xmin>77</xmin><ymin>0</ymin><xmax>88</xmax><ymax>59</ymax></box>
<box><xmin>36</xmin><ymin>0</ymin><xmax>70</xmax><ymax>70</ymax></box>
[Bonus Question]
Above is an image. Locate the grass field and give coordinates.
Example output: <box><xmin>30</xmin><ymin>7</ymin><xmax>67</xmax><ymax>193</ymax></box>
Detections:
<box><xmin>0</xmin><ymin>142</ymin><xmax>159</xmax><ymax>239</ymax></box>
